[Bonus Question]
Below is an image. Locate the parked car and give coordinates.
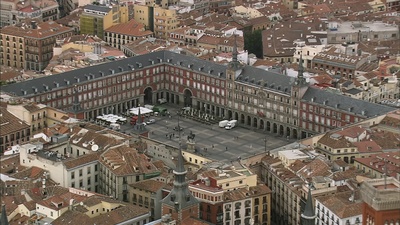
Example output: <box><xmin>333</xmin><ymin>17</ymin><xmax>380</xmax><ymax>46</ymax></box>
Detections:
<box><xmin>146</xmin><ymin>119</ymin><xmax>156</xmax><ymax>125</ymax></box>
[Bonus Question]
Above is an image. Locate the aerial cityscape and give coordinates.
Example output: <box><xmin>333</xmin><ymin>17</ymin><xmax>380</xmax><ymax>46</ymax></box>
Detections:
<box><xmin>0</xmin><ymin>0</ymin><xmax>399</xmax><ymax>224</ymax></box>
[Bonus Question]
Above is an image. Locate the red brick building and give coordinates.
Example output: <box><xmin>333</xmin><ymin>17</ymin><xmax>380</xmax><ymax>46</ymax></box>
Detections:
<box><xmin>360</xmin><ymin>178</ymin><xmax>400</xmax><ymax>225</ymax></box>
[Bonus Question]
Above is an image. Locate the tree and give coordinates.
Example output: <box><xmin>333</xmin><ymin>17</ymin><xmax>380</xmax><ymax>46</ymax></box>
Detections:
<box><xmin>244</xmin><ymin>29</ymin><xmax>263</xmax><ymax>58</ymax></box>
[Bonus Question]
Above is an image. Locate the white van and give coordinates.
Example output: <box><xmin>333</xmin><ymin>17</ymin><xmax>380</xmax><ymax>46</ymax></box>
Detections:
<box><xmin>225</xmin><ymin>120</ymin><xmax>237</xmax><ymax>130</ymax></box>
<box><xmin>219</xmin><ymin>120</ymin><xmax>229</xmax><ymax>128</ymax></box>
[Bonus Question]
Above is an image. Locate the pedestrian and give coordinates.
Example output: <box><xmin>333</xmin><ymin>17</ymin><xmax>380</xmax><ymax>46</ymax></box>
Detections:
<box><xmin>166</xmin><ymin>134</ymin><xmax>168</xmax><ymax>138</ymax></box>
<box><xmin>212</xmin><ymin>144</ymin><xmax>214</xmax><ymax>148</ymax></box>
<box><xmin>172</xmin><ymin>133</ymin><xmax>175</xmax><ymax>137</ymax></box>
<box><xmin>225</xmin><ymin>146</ymin><xmax>228</xmax><ymax>151</ymax></box>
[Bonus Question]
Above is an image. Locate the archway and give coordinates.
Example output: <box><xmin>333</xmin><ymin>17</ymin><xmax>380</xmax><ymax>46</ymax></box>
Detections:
<box><xmin>234</xmin><ymin>112</ymin><xmax>239</xmax><ymax>121</ymax></box>
<box><xmin>279</xmin><ymin>125</ymin><xmax>284</xmax><ymax>136</ymax></box>
<box><xmin>292</xmin><ymin>129</ymin><xmax>298</xmax><ymax>139</ymax></box>
<box><xmin>260</xmin><ymin>119</ymin><xmax>264</xmax><ymax>130</ymax></box>
<box><xmin>253</xmin><ymin>118</ymin><xmax>258</xmax><ymax>128</ymax></box>
<box><xmin>240</xmin><ymin>114</ymin><xmax>245</xmax><ymax>124</ymax></box>
<box><xmin>286</xmin><ymin>127</ymin><xmax>291</xmax><ymax>138</ymax></box>
<box><xmin>273</xmin><ymin>123</ymin><xmax>277</xmax><ymax>133</ymax></box>
<box><xmin>266</xmin><ymin>121</ymin><xmax>271</xmax><ymax>132</ymax></box>
<box><xmin>144</xmin><ymin>87</ymin><xmax>153</xmax><ymax>104</ymax></box>
<box><xmin>247</xmin><ymin>115</ymin><xmax>251</xmax><ymax>126</ymax></box>
<box><xmin>227</xmin><ymin>110</ymin><xmax>233</xmax><ymax>120</ymax></box>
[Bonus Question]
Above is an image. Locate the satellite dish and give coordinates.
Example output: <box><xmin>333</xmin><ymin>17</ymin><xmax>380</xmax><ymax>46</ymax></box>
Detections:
<box><xmin>91</xmin><ymin>145</ymin><xmax>99</xmax><ymax>151</ymax></box>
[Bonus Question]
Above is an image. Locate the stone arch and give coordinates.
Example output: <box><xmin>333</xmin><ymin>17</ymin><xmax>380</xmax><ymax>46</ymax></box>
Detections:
<box><xmin>279</xmin><ymin>125</ymin><xmax>284</xmax><ymax>136</ymax></box>
<box><xmin>266</xmin><ymin>121</ymin><xmax>271</xmax><ymax>132</ymax></box>
<box><xmin>240</xmin><ymin>114</ymin><xmax>245</xmax><ymax>124</ymax></box>
<box><xmin>292</xmin><ymin>128</ymin><xmax>298</xmax><ymax>139</ymax></box>
<box><xmin>144</xmin><ymin>87</ymin><xmax>153</xmax><ymax>104</ymax></box>
<box><xmin>260</xmin><ymin>119</ymin><xmax>264</xmax><ymax>130</ymax></box>
<box><xmin>247</xmin><ymin>115</ymin><xmax>251</xmax><ymax>126</ymax></box>
<box><xmin>234</xmin><ymin>112</ymin><xmax>239</xmax><ymax>121</ymax></box>
<box><xmin>227</xmin><ymin>110</ymin><xmax>233</xmax><ymax>120</ymax></box>
<box><xmin>253</xmin><ymin>117</ymin><xmax>258</xmax><ymax>128</ymax></box>
<box><xmin>286</xmin><ymin>127</ymin><xmax>291</xmax><ymax>138</ymax></box>
<box><xmin>183</xmin><ymin>89</ymin><xmax>193</xmax><ymax>107</ymax></box>
<box><xmin>273</xmin><ymin>123</ymin><xmax>277</xmax><ymax>133</ymax></box>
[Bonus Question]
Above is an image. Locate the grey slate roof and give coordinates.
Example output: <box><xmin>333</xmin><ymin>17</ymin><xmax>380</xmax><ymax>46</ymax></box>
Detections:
<box><xmin>84</xmin><ymin>5</ymin><xmax>112</xmax><ymax>13</ymax></box>
<box><xmin>0</xmin><ymin>204</ymin><xmax>9</xmax><ymax>225</ymax></box>
<box><xmin>236</xmin><ymin>65</ymin><xmax>293</xmax><ymax>94</ymax></box>
<box><xmin>345</xmin><ymin>88</ymin><xmax>363</xmax><ymax>95</ymax></box>
<box><xmin>302</xmin><ymin>87</ymin><xmax>395</xmax><ymax>118</ymax></box>
<box><xmin>1</xmin><ymin>50</ymin><xmax>289</xmax><ymax>97</ymax></box>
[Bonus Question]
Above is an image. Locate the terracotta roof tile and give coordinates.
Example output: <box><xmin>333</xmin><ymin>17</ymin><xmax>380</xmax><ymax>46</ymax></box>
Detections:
<box><xmin>99</xmin><ymin>145</ymin><xmax>159</xmax><ymax>176</ymax></box>
<box><xmin>0</xmin><ymin>107</ymin><xmax>30</xmax><ymax>136</ymax></box>
<box><xmin>316</xmin><ymin>191</ymin><xmax>362</xmax><ymax>218</ymax></box>
<box><xmin>105</xmin><ymin>19</ymin><xmax>153</xmax><ymax>37</ymax></box>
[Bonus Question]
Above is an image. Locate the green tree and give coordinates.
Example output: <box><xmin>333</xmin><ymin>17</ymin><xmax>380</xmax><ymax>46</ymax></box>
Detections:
<box><xmin>244</xmin><ymin>29</ymin><xmax>263</xmax><ymax>58</ymax></box>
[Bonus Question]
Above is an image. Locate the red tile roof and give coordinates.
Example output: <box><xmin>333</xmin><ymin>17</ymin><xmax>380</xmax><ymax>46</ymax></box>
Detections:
<box><xmin>105</xmin><ymin>19</ymin><xmax>153</xmax><ymax>37</ymax></box>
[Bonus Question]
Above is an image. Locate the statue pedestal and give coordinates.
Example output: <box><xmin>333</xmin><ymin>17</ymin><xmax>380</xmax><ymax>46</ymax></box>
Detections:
<box><xmin>186</xmin><ymin>140</ymin><xmax>196</xmax><ymax>152</ymax></box>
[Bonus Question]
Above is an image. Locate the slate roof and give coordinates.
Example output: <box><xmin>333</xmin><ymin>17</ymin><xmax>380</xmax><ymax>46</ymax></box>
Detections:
<box><xmin>302</xmin><ymin>87</ymin><xmax>395</xmax><ymax>118</ymax></box>
<box><xmin>83</xmin><ymin>5</ymin><xmax>112</xmax><ymax>13</ymax></box>
<box><xmin>345</xmin><ymin>88</ymin><xmax>362</xmax><ymax>95</ymax></box>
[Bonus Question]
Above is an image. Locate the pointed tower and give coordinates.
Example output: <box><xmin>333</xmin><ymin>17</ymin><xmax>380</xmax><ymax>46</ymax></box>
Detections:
<box><xmin>296</xmin><ymin>54</ymin><xmax>307</xmax><ymax>86</ymax></box>
<box><xmin>291</xmin><ymin>52</ymin><xmax>309</xmax><ymax>139</ymax></box>
<box><xmin>134</xmin><ymin>105</ymin><xmax>145</xmax><ymax>131</ymax></box>
<box><xmin>1</xmin><ymin>204</ymin><xmax>10</xmax><ymax>225</ymax></box>
<box><xmin>226</xmin><ymin>32</ymin><xmax>243</xmax><ymax>120</ymax></box>
<box><xmin>161</xmin><ymin>118</ymin><xmax>199</xmax><ymax>223</ymax></box>
<box><xmin>301</xmin><ymin>185</ymin><xmax>316</xmax><ymax>225</ymax></box>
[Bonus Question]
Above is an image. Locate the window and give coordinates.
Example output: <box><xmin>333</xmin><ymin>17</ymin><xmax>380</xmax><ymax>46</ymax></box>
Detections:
<box><xmin>71</xmin><ymin>172</ymin><xmax>75</xmax><ymax>179</ymax></box>
<box><xmin>79</xmin><ymin>169</ymin><xmax>83</xmax><ymax>176</ymax></box>
<box><xmin>87</xmin><ymin>167</ymin><xmax>91</xmax><ymax>174</ymax></box>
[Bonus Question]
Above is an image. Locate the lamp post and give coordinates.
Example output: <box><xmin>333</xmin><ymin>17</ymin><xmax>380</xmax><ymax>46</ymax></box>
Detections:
<box><xmin>264</xmin><ymin>137</ymin><xmax>268</xmax><ymax>153</ymax></box>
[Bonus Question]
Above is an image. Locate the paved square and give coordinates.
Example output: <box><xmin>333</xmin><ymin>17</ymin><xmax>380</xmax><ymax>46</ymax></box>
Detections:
<box><xmin>120</xmin><ymin>104</ymin><xmax>292</xmax><ymax>162</ymax></box>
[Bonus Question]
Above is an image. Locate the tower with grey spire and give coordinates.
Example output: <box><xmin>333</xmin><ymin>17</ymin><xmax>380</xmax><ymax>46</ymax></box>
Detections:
<box><xmin>295</xmin><ymin>54</ymin><xmax>307</xmax><ymax>86</ymax></box>
<box><xmin>301</xmin><ymin>185</ymin><xmax>316</xmax><ymax>225</ymax></box>
<box><xmin>1</xmin><ymin>204</ymin><xmax>10</xmax><ymax>225</ymax></box>
<box><xmin>161</xmin><ymin>116</ymin><xmax>199</xmax><ymax>222</ymax></box>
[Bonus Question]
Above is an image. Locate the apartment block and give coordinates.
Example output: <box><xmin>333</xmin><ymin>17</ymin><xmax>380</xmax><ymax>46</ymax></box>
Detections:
<box><xmin>0</xmin><ymin>20</ymin><xmax>73</xmax><ymax>71</ymax></box>
<box><xmin>0</xmin><ymin>0</ymin><xmax>59</xmax><ymax>28</ymax></box>
<box><xmin>80</xmin><ymin>4</ymin><xmax>129</xmax><ymax>40</ymax></box>
<box><xmin>222</xmin><ymin>184</ymin><xmax>271</xmax><ymax>225</ymax></box>
<box><xmin>129</xmin><ymin>179</ymin><xmax>166</xmax><ymax>221</ymax></box>
<box><xmin>315</xmin><ymin>191</ymin><xmax>363</xmax><ymax>225</ymax></box>
<box><xmin>104</xmin><ymin>19</ymin><xmax>153</xmax><ymax>50</ymax></box>
<box><xmin>354</xmin><ymin>152</ymin><xmax>400</xmax><ymax>179</ymax></box>
<box><xmin>360</xmin><ymin>178</ymin><xmax>400</xmax><ymax>225</ymax></box>
<box><xmin>98</xmin><ymin>145</ymin><xmax>160</xmax><ymax>201</ymax></box>
<box><xmin>0</xmin><ymin>107</ymin><xmax>30</xmax><ymax>153</ymax></box>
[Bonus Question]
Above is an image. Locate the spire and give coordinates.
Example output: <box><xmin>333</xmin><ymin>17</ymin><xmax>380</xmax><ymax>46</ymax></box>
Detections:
<box><xmin>295</xmin><ymin>52</ymin><xmax>307</xmax><ymax>86</ymax></box>
<box><xmin>232</xmin><ymin>32</ymin><xmax>238</xmax><ymax>63</ymax></box>
<box><xmin>161</xmin><ymin>113</ymin><xmax>198</xmax><ymax>220</ymax></box>
<box><xmin>298</xmin><ymin>54</ymin><xmax>304</xmax><ymax>79</ymax></box>
<box><xmin>301</xmin><ymin>185</ymin><xmax>316</xmax><ymax>225</ymax></box>
<box><xmin>1</xmin><ymin>204</ymin><xmax>10</xmax><ymax>225</ymax></box>
<box><xmin>228</xmin><ymin>32</ymin><xmax>243</xmax><ymax>72</ymax></box>
<box><xmin>137</xmin><ymin>105</ymin><xmax>142</xmax><ymax>124</ymax></box>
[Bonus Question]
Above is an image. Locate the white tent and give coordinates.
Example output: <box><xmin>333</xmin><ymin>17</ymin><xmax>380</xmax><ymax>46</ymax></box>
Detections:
<box><xmin>129</xmin><ymin>107</ymin><xmax>153</xmax><ymax>115</ymax></box>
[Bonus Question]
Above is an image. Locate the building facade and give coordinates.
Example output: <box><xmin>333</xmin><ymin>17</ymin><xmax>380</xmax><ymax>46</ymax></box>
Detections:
<box><xmin>1</xmin><ymin>51</ymin><xmax>395</xmax><ymax>140</ymax></box>
<box><xmin>80</xmin><ymin>4</ymin><xmax>129</xmax><ymax>40</ymax></box>
<box><xmin>360</xmin><ymin>178</ymin><xmax>400</xmax><ymax>225</ymax></box>
<box><xmin>0</xmin><ymin>107</ymin><xmax>30</xmax><ymax>153</ymax></box>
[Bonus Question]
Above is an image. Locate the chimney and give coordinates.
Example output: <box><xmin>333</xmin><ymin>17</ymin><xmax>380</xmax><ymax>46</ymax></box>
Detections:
<box><xmin>31</xmin><ymin>21</ymin><xmax>37</xmax><ymax>29</ymax></box>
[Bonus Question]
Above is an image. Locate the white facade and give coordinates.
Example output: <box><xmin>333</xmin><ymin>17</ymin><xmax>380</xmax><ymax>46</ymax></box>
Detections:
<box><xmin>19</xmin><ymin>143</ymin><xmax>99</xmax><ymax>192</ymax></box>
<box><xmin>223</xmin><ymin>199</ymin><xmax>253</xmax><ymax>224</ymax></box>
<box><xmin>315</xmin><ymin>199</ymin><xmax>362</xmax><ymax>225</ymax></box>
<box><xmin>293</xmin><ymin>44</ymin><xmax>326</xmax><ymax>68</ymax></box>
